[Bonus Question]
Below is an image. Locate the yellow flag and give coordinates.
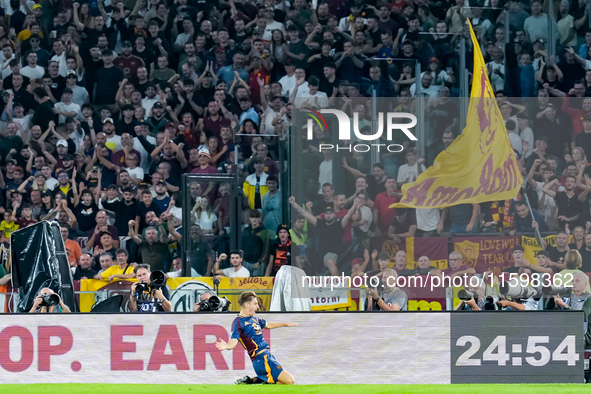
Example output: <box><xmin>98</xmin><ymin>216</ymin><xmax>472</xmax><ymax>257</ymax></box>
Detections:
<box><xmin>393</xmin><ymin>22</ymin><xmax>522</xmax><ymax>209</ymax></box>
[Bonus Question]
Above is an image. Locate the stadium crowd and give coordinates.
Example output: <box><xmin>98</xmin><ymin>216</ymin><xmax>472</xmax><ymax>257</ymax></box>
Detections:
<box><xmin>0</xmin><ymin>0</ymin><xmax>591</xmax><ymax>287</ymax></box>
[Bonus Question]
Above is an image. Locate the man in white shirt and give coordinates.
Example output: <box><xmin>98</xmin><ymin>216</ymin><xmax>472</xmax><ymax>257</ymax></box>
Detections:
<box><xmin>517</xmin><ymin>112</ymin><xmax>534</xmax><ymax>159</ymax></box>
<box><xmin>279</xmin><ymin>63</ymin><xmax>302</xmax><ymax>97</ymax></box>
<box><xmin>167</xmin><ymin>255</ymin><xmax>200</xmax><ymax>278</ymax></box>
<box><xmin>133</xmin><ymin>122</ymin><xmax>156</xmax><ymax>173</ymax></box>
<box><xmin>54</xmin><ymin>87</ymin><xmax>81</xmax><ymax>123</ymax></box>
<box><xmin>410</xmin><ymin>73</ymin><xmax>441</xmax><ymax>97</ymax></box>
<box><xmin>296</xmin><ymin>76</ymin><xmax>328</xmax><ymax>109</ymax></box>
<box><xmin>397</xmin><ymin>148</ymin><xmax>427</xmax><ymax>185</ymax></box>
<box><xmin>213</xmin><ymin>251</ymin><xmax>251</xmax><ymax>278</ymax></box>
<box><xmin>505</xmin><ymin>119</ymin><xmax>522</xmax><ymax>153</ymax></box>
<box><xmin>141</xmin><ymin>83</ymin><xmax>160</xmax><ymax>117</ymax></box>
<box><xmin>261</xmin><ymin>9</ymin><xmax>285</xmax><ymax>41</ymax></box>
<box><xmin>50</xmin><ymin>39</ymin><xmax>68</xmax><ymax>77</ymax></box>
<box><xmin>0</xmin><ymin>45</ymin><xmax>15</xmax><ymax>79</ymax></box>
<box><xmin>20</xmin><ymin>51</ymin><xmax>45</xmax><ymax>79</ymax></box>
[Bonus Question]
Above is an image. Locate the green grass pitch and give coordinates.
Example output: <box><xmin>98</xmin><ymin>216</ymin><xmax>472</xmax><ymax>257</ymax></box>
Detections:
<box><xmin>1</xmin><ymin>385</ymin><xmax>589</xmax><ymax>394</ymax></box>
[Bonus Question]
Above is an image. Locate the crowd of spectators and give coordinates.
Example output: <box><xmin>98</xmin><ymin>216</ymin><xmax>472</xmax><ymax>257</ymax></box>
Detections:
<box><xmin>0</xmin><ymin>0</ymin><xmax>591</xmax><ymax>282</ymax></box>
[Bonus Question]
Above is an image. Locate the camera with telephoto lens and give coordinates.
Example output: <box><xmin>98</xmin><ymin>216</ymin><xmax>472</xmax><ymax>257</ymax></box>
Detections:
<box><xmin>484</xmin><ymin>296</ymin><xmax>499</xmax><ymax>310</ymax></box>
<box><xmin>458</xmin><ymin>289</ymin><xmax>479</xmax><ymax>302</ymax></box>
<box><xmin>135</xmin><ymin>270</ymin><xmax>167</xmax><ymax>296</ymax></box>
<box><xmin>198</xmin><ymin>295</ymin><xmax>231</xmax><ymax>312</ymax></box>
<box><xmin>150</xmin><ymin>270</ymin><xmax>166</xmax><ymax>288</ymax></box>
<box><xmin>499</xmin><ymin>282</ymin><xmax>542</xmax><ymax>300</ymax></box>
<box><xmin>542</xmin><ymin>285</ymin><xmax>572</xmax><ymax>298</ymax></box>
<box><xmin>41</xmin><ymin>293</ymin><xmax>60</xmax><ymax>307</ymax></box>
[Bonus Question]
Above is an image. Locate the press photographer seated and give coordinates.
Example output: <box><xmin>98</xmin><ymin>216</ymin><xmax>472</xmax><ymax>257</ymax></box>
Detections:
<box><xmin>545</xmin><ymin>272</ymin><xmax>591</xmax><ymax>312</ymax></box>
<box><xmin>29</xmin><ymin>288</ymin><xmax>71</xmax><ymax>313</ymax></box>
<box><xmin>455</xmin><ymin>277</ymin><xmax>486</xmax><ymax>311</ymax></box>
<box><xmin>193</xmin><ymin>291</ymin><xmax>231</xmax><ymax>312</ymax></box>
<box><xmin>367</xmin><ymin>269</ymin><xmax>408</xmax><ymax>311</ymax></box>
<box><xmin>129</xmin><ymin>264</ymin><xmax>172</xmax><ymax>313</ymax></box>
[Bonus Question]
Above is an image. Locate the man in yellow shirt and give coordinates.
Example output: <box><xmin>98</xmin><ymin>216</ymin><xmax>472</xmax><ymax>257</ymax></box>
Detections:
<box><xmin>94</xmin><ymin>249</ymin><xmax>136</xmax><ymax>281</ymax></box>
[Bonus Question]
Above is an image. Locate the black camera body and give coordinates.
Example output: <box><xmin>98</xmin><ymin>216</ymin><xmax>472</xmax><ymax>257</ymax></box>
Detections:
<box><xmin>135</xmin><ymin>282</ymin><xmax>150</xmax><ymax>295</ymax></box>
<box><xmin>135</xmin><ymin>270</ymin><xmax>167</xmax><ymax>297</ymax></box>
<box><xmin>198</xmin><ymin>295</ymin><xmax>231</xmax><ymax>312</ymax></box>
<box><xmin>458</xmin><ymin>289</ymin><xmax>480</xmax><ymax>302</ymax></box>
<box><xmin>41</xmin><ymin>293</ymin><xmax>60</xmax><ymax>307</ymax></box>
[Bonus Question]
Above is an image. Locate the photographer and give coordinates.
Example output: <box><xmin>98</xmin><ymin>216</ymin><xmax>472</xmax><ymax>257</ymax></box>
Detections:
<box><xmin>548</xmin><ymin>272</ymin><xmax>591</xmax><ymax>312</ymax></box>
<box><xmin>193</xmin><ymin>291</ymin><xmax>231</xmax><ymax>312</ymax></box>
<box><xmin>455</xmin><ymin>277</ymin><xmax>486</xmax><ymax>310</ymax></box>
<box><xmin>367</xmin><ymin>269</ymin><xmax>408</xmax><ymax>311</ymax></box>
<box><xmin>129</xmin><ymin>264</ymin><xmax>172</xmax><ymax>312</ymax></box>
<box><xmin>193</xmin><ymin>291</ymin><xmax>214</xmax><ymax>311</ymax></box>
<box><xmin>29</xmin><ymin>288</ymin><xmax>71</xmax><ymax>313</ymax></box>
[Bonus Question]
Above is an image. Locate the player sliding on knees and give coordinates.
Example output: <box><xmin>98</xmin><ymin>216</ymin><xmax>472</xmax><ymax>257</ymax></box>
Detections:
<box><xmin>215</xmin><ymin>291</ymin><xmax>298</xmax><ymax>385</ymax></box>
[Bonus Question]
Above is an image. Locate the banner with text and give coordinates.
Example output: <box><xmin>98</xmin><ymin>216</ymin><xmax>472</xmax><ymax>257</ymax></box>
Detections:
<box><xmin>0</xmin><ymin>312</ymin><xmax>582</xmax><ymax>384</ymax></box>
<box><xmin>79</xmin><ymin>277</ymin><xmax>274</xmax><ymax>312</ymax></box>
<box><xmin>452</xmin><ymin>236</ymin><xmax>520</xmax><ymax>275</ymax></box>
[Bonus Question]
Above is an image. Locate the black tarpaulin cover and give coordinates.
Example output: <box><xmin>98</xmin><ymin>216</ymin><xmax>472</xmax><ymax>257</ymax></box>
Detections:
<box><xmin>10</xmin><ymin>221</ymin><xmax>78</xmax><ymax>312</ymax></box>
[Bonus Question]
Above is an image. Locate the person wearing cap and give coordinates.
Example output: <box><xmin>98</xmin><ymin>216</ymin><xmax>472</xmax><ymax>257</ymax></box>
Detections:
<box><xmin>146</xmin><ymin>100</ymin><xmax>172</xmax><ymax>134</ymax></box>
<box><xmin>399</xmin><ymin>38</ymin><xmax>418</xmax><ymax>62</ymax></box>
<box><xmin>153</xmin><ymin>179</ymin><xmax>171</xmax><ymax>212</ymax></box>
<box><xmin>65</xmin><ymin>70</ymin><xmax>90</xmax><ymax>107</ymax></box>
<box><xmin>17</xmin><ymin>172</ymin><xmax>45</xmax><ymax>195</ymax></box>
<box><xmin>8</xmin><ymin>188</ymin><xmax>25</xmax><ymax>217</ymax></box>
<box><xmin>101</xmin><ymin>117</ymin><xmax>122</xmax><ymax>151</ymax></box>
<box><xmin>141</xmin><ymin>83</ymin><xmax>161</xmax><ymax>115</ymax></box>
<box><xmin>26</xmin><ymin>33</ymin><xmax>50</xmax><ymax>68</ymax></box>
<box><xmin>114</xmin><ymin>40</ymin><xmax>145</xmax><ymax>81</ymax></box>
<box><xmin>115</xmin><ymin>104</ymin><xmax>139</xmax><ymax>136</ymax></box>
<box><xmin>265</xmin><ymin>224</ymin><xmax>301</xmax><ymax>277</ymax></box>
<box><xmin>6</xmin><ymin>165</ymin><xmax>26</xmax><ymax>191</ymax></box>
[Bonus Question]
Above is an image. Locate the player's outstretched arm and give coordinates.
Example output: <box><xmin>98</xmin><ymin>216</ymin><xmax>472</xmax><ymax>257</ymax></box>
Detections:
<box><xmin>215</xmin><ymin>338</ymin><xmax>239</xmax><ymax>351</ymax></box>
<box><xmin>264</xmin><ymin>322</ymin><xmax>299</xmax><ymax>329</ymax></box>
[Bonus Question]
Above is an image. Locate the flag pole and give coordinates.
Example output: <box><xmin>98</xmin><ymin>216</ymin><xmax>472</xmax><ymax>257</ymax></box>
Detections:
<box><xmin>520</xmin><ymin>185</ymin><xmax>545</xmax><ymax>251</ymax></box>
